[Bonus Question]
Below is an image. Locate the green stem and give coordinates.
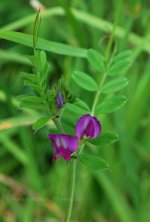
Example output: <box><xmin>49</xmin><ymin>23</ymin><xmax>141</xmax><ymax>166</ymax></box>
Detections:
<box><xmin>91</xmin><ymin>73</ymin><xmax>107</xmax><ymax>115</ymax></box>
<box><xmin>105</xmin><ymin>0</ymin><xmax>122</xmax><ymax>61</ymax></box>
<box><xmin>91</xmin><ymin>0</ymin><xmax>122</xmax><ymax>115</ymax></box>
<box><xmin>52</xmin><ymin>117</ymin><xmax>64</xmax><ymax>133</ymax></box>
<box><xmin>64</xmin><ymin>159</ymin><xmax>77</xmax><ymax>222</ymax></box>
<box><xmin>52</xmin><ymin>116</ymin><xmax>76</xmax><ymax>222</ymax></box>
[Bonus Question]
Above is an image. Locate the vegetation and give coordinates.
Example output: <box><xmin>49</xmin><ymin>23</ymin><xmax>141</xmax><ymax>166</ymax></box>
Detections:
<box><xmin>0</xmin><ymin>0</ymin><xmax>150</xmax><ymax>222</ymax></box>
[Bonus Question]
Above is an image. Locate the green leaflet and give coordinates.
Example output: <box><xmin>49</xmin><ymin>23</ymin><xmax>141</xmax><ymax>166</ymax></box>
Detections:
<box><xmin>65</xmin><ymin>102</ymin><xmax>89</xmax><ymax>115</ymax></box>
<box><xmin>75</xmin><ymin>99</ymin><xmax>90</xmax><ymax>112</ymax></box>
<box><xmin>89</xmin><ymin>132</ymin><xmax>119</xmax><ymax>146</ymax></box>
<box><xmin>39</xmin><ymin>50</ymin><xmax>47</xmax><ymax>72</ymax></box>
<box><xmin>20</xmin><ymin>102</ymin><xmax>48</xmax><ymax>111</ymax></box>
<box><xmin>72</xmin><ymin>71</ymin><xmax>98</xmax><ymax>91</ymax></box>
<box><xmin>33</xmin><ymin>116</ymin><xmax>51</xmax><ymax>130</ymax></box>
<box><xmin>96</xmin><ymin>96</ymin><xmax>127</xmax><ymax>114</ymax></box>
<box><xmin>20</xmin><ymin>72</ymin><xmax>38</xmax><ymax>83</ymax></box>
<box><xmin>107</xmin><ymin>50</ymin><xmax>132</xmax><ymax>76</ymax></box>
<box><xmin>78</xmin><ymin>153</ymin><xmax>109</xmax><ymax>171</ymax></box>
<box><xmin>102</xmin><ymin>77</ymin><xmax>128</xmax><ymax>94</ymax></box>
<box><xmin>87</xmin><ymin>49</ymin><xmax>105</xmax><ymax>72</ymax></box>
<box><xmin>24</xmin><ymin>80</ymin><xmax>44</xmax><ymax>95</ymax></box>
<box><xmin>18</xmin><ymin>95</ymin><xmax>44</xmax><ymax>103</ymax></box>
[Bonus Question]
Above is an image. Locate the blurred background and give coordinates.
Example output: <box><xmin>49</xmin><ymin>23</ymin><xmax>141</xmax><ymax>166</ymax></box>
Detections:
<box><xmin>0</xmin><ymin>0</ymin><xmax>150</xmax><ymax>221</ymax></box>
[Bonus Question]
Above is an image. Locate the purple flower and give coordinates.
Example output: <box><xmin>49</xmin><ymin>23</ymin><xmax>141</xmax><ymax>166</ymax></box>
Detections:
<box><xmin>56</xmin><ymin>92</ymin><xmax>64</xmax><ymax>109</ymax></box>
<box><xmin>48</xmin><ymin>134</ymin><xmax>78</xmax><ymax>161</ymax></box>
<box><xmin>75</xmin><ymin>114</ymin><xmax>101</xmax><ymax>139</ymax></box>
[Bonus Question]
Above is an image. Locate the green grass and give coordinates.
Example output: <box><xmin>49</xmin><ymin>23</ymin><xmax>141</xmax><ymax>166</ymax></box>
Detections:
<box><xmin>0</xmin><ymin>0</ymin><xmax>150</xmax><ymax>221</ymax></box>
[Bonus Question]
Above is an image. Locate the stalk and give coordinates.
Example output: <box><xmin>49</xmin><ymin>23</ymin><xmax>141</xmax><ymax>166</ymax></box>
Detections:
<box><xmin>64</xmin><ymin>159</ymin><xmax>77</xmax><ymax>222</ymax></box>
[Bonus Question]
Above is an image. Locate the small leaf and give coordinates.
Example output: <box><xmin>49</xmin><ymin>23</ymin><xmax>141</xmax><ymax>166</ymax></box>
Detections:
<box><xmin>87</xmin><ymin>49</ymin><xmax>105</xmax><ymax>72</ymax></box>
<box><xmin>20</xmin><ymin>102</ymin><xmax>48</xmax><ymax>111</ymax></box>
<box><xmin>89</xmin><ymin>132</ymin><xmax>119</xmax><ymax>146</ymax></box>
<box><xmin>20</xmin><ymin>72</ymin><xmax>37</xmax><ymax>83</ymax></box>
<box><xmin>96</xmin><ymin>96</ymin><xmax>127</xmax><ymax>114</ymax></box>
<box><xmin>78</xmin><ymin>153</ymin><xmax>109</xmax><ymax>171</ymax></box>
<box><xmin>75</xmin><ymin>99</ymin><xmax>90</xmax><ymax>112</ymax></box>
<box><xmin>66</xmin><ymin>102</ymin><xmax>90</xmax><ymax>114</ymax></box>
<box><xmin>112</xmin><ymin>50</ymin><xmax>132</xmax><ymax>62</ymax></box>
<box><xmin>40</xmin><ymin>50</ymin><xmax>47</xmax><ymax>71</ymax></box>
<box><xmin>72</xmin><ymin>71</ymin><xmax>98</xmax><ymax>91</ymax></box>
<box><xmin>18</xmin><ymin>95</ymin><xmax>44</xmax><ymax>103</ymax></box>
<box><xmin>24</xmin><ymin>80</ymin><xmax>43</xmax><ymax>95</ymax></box>
<box><xmin>40</xmin><ymin>62</ymin><xmax>49</xmax><ymax>83</ymax></box>
<box><xmin>33</xmin><ymin>10</ymin><xmax>41</xmax><ymax>49</ymax></box>
<box><xmin>102</xmin><ymin>77</ymin><xmax>128</xmax><ymax>94</ymax></box>
<box><xmin>108</xmin><ymin>50</ymin><xmax>132</xmax><ymax>76</ymax></box>
<box><xmin>33</xmin><ymin>116</ymin><xmax>51</xmax><ymax>130</ymax></box>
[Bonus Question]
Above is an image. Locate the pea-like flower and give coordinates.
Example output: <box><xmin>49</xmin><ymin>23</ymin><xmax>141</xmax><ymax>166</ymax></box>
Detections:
<box><xmin>75</xmin><ymin>114</ymin><xmax>101</xmax><ymax>139</ymax></box>
<box><xmin>48</xmin><ymin>134</ymin><xmax>78</xmax><ymax>161</ymax></box>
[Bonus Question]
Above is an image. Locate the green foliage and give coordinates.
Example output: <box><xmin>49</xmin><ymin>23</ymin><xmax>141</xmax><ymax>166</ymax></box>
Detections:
<box><xmin>96</xmin><ymin>95</ymin><xmax>127</xmax><ymax>114</ymax></box>
<box><xmin>89</xmin><ymin>132</ymin><xmax>119</xmax><ymax>146</ymax></box>
<box><xmin>107</xmin><ymin>50</ymin><xmax>132</xmax><ymax>76</ymax></box>
<box><xmin>72</xmin><ymin>71</ymin><xmax>98</xmax><ymax>91</ymax></box>
<box><xmin>78</xmin><ymin>153</ymin><xmax>109</xmax><ymax>170</ymax></box>
<box><xmin>87</xmin><ymin>49</ymin><xmax>105</xmax><ymax>72</ymax></box>
<box><xmin>0</xmin><ymin>1</ymin><xmax>150</xmax><ymax>222</ymax></box>
<box><xmin>0</xmin><ymin>31</ymin><xmax>87</xmax><ymax>57</ymax></box>
<box><xmin>102</xmin><ymin>77</ymin><xmax>128</xmax><ymax>94</ymax></box>
<box><xmin>65</xmin><ymin>99</ymin><xmax>90</xmax><ymax>115</ymax></box>
<box><xmin>33</xmin><ymin>116</ymin><xmax>51</xmax><ymax>130</ymax></box>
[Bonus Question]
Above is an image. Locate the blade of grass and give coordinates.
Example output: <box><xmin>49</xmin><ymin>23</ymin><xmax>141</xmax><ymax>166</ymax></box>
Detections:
<box><xmin>94</xmin><ymin>172</ymin><xmax>134</xmax><ymax>222</ymax></box>
<box><xmin>0</xmin><ymin>49</ymin><xmax>31</xmax><ymax>65</ymax></box>
<box><xmin>0</xmin><ymin>31</ymin><xmax>88</xmax><ymax>57</ymax></box>
<box><xmin>0</xmin><ymin>133</ymin><xmax>28</xmax><ymax>165</ymax></box>
<box><xmin>1</xmin><ymin>7</ymin><xmax>150</xmax><ymax>54</ymax></box>
<box><xmin>0</xmin><ymin>116</ymin><xmax>53</xmax><ymax>131</ymax></box>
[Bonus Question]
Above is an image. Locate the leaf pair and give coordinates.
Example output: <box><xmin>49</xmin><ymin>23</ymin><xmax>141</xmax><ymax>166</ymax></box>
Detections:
<box><xmin>78</xmin><ymin>132</ymin><xmax>118</xmax><ymax>171</ymax></box>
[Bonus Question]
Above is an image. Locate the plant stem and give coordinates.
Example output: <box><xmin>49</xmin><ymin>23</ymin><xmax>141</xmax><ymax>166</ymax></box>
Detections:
<box><xmin>52</xmin><ymin>116</ymin><xmax>76</xmax><ymax>222</ymax></box>
<box><xmin>64</xmin><ymin>159</ymin><xmax>77</xmax><ymax>222</ymax></box>
<box><xmin>91</xmin><ymin>73</ymin><xmax>107</xmax><ymax>115</ymax></box>
<box><xmin>105</xmin><ymin>0</ymin><xmax>122</xmax><ymax>61</ymax></box>
<box><xmin>52</xmin><ymin>117</ymin><xmax>64</xmax><ymax>133</ymax></box>
<box><xmin>91</xmin><ymin>0</ymin><xmax>122</xmax><ymax>115</ymax></box>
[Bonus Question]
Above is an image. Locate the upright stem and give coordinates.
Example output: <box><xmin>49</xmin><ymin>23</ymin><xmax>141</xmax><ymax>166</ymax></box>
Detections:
<box><xmin>53</xmin><ymin>117</ymin><xmax>64</xmax><ymax>134</ymax></box>
<box><xmin>51</xmin><ymin>116</ymin><xmax>76</xmax><ymax>222</ymax></box>
<box><xmin>64</xmin><ymin>159</ymin><xmax>77</xmax><ymax>222</ymax></box>
<box><xmin>91</xmin><ymin>0</ymin><xmax>122</xmax><ymax>115</ymax></box>
<box><xmin>91</xmin><ymin>73</ymin><xmax>107</xmax><ymax>115</ymax></box>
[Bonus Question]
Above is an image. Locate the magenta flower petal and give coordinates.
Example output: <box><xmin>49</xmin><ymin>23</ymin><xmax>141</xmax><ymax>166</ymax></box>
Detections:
<box><xmin>75</xmin><ymin>114</ymin><xmax>101</xmax><ymax>139</ymax></box>
<box><xmin>48</xmin><ymin>134</ymin><xmax>78</xmax><ymax>161</ymax></box>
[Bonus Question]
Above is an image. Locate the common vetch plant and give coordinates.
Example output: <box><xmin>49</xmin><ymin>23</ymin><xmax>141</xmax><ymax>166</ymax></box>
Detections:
<box><xmin>18</xmin><ymin>11</ymin><xmax>132</xmax><ymax>222</ymax></box>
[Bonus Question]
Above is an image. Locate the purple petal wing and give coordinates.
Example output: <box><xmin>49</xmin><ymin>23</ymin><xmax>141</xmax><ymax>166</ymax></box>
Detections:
<box><xmin>93</xmin><ymin>117</ymin><xmax>101</xmax><ymax>138</ymax></box>
<box><xmin>75</xmin><ymin>114</ymin><xmax>91</xmax><ymax>138</ymax></box>
<box><xmin>48</xmin><ymin>134</ymin><xmax>59</xmax><ymax>152</ymax></box>
<box><xmin>85</xmin><ymin>119</ymin><xmax>95</xmax><ymax>137</ymax></box>
<box><xmin>59</xmin><ymin>147</ymin><xmax>71</xmax><ymax>160</ymax></box>
<box><xmin>60</xmin><ymin>135</ymin><xmax>78</xmax><ymax>153</ymax></box>
<box><xmin>48</xmin><ymin>134</ymin><xmax>78</xmax><ymax>153</ymax></box>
